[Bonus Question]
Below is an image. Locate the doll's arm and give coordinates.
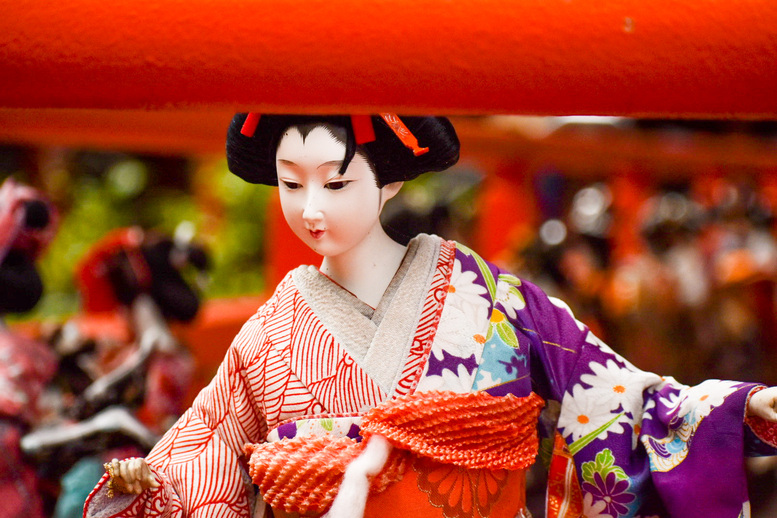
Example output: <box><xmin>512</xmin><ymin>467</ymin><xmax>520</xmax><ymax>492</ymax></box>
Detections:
<box><xmin>145</xmin><ymin>324</ymin><xmax>267</xmax><ymax>515</ymax></box>
<box><xmin>510</xmin><ymin>275</ymin><xmax>774</xmax><ymax>517</ymax></box>
<box><xmin>85</xmin><ymin>316</ymin><xmax>269</xmax><ymax>518</ymax></box>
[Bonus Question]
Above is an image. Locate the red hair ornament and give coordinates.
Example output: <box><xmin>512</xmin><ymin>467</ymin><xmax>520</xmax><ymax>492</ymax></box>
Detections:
<box><xmin>239</xmin><ymin>113</ymin><xmax>430</xmax><ymax>156</ymax></box>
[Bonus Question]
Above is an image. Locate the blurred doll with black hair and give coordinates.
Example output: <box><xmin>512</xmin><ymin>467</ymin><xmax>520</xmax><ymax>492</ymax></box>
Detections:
<box><xmin>72</xmin><ymin>222</ymin><xmax>209</xmax><ymax>428</ymax></box>
<box><xmin>0</xmin><ymin>177</ymin><xmax>59</xmax><ymax>518</ymax></box>
<box><xmin>23</xmin><ymin>222</ymin><xmax>210</xmax><ymax>518</ymax></box>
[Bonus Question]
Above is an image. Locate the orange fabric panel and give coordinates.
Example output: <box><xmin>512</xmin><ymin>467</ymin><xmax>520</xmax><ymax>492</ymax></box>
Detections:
<box><xmin>364</xmin><ymin>461</ymin><xmax>527</xmax><ymax>518</ymax></box>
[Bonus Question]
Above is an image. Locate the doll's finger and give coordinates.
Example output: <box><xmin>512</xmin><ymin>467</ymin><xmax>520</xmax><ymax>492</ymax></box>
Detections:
<box><xmin>748</xmin><ymin>389</ymin><xmax>777</xmax><ymax>420</ymax></box>
<box><xmin>129</xmin><ymin>461</ymin><xmax>147</xmax><ymax>493</ymax></box>
<box><xmin>140</xmin><ymin>472</ymin><xmax>157</xmax><ymax>490</ymax></box>
<box><xmin>758</xmin><ymin>402</ymin><xmax>777</xmax><ymax>422</ymax></box>
<box><xmin>763</xmin><ymin>392</ymin><xmax>777</xmax><ymax>421</ymax></box>
<box><xmin>136</xmin><ymin>459</ymin><xmax>156</xmax><ymax>488</ymax></box>
<box><xmin>123</xmin><ymin>460</ymin><xmax>143</xmax><ymax>488</ymax></box>
<box><xmin>128</xmin><ymin>459</ymin><xmax>158</xmax><ymax>492</ymax></box>
<box><xmin>107</xmin><ymin>459</ymin><xmax>132</xmax><ymax>494</ymax></box>
<box><xmin>111</xmin><ymin>458</ymin><xmax>122</xmax><ymax>476</ymax></box>
<box><xmin>110</xmin><ymin>459</ymin><xmax>127</xmax><ymax>485</ymax></box>
<box><xmin>117</xmin><ymin>460</ymin><xmax>132</xmax><ymax>481</ymax></box>
<box><xmin>146</xmin><ymin>471</ymin><xmax>161</xmax><ymax>489</ymax></box>
<box><xmin>129</xmin><ymin>459</ymin><xmax>144</xmax><ymax>481</ymax></box>
<box><xmin>114</xmin><ymin>464</ymin><xmax>129</xmax><ymax>491</ymax></box>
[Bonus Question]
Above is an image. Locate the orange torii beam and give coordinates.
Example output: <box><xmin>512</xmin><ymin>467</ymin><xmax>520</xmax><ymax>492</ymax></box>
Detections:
<box><xmin>0</xmin><ymin>0</ymin><xmax>776</xmax><ymax>117</ymax></box>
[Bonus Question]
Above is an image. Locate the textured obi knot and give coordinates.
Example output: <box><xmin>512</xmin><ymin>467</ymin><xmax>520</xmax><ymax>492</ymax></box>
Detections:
<box><xmin>244</xmin><ymin>390</ymin><xmax>544</xmax><ymax>516</ymax></box>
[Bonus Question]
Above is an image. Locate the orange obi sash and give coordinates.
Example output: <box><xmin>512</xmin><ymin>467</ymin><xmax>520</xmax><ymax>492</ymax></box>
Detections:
<box><xmin>245</xmin><ymin>390</ymin><xmax>544</xmax><ymax>517</ymax></box>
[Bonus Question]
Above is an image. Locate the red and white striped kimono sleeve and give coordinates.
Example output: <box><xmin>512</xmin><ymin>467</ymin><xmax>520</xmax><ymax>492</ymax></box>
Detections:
<box><xmin>85</xmin><ymin>316</ymin><xmax>269</xmax><ymax>518</ymax></box>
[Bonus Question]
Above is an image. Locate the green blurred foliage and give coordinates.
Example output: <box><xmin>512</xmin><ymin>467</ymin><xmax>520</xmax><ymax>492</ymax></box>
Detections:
<box><xmin>205</xmin><ymin>161</ymin><xmax>271</xmax><ymax>298</ymax></box>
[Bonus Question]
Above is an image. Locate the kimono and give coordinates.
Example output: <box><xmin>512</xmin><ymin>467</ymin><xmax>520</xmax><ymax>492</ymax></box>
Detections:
<box><xmin>84</xmin><ymin>234</ymin><xmax>777</xmax><ymax>518</ymax></box>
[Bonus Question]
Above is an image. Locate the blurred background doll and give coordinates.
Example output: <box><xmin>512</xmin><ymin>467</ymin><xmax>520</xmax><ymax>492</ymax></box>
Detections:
<box><xmin>23</xmin><ymin>223</ymin><xmax>209</xmax><ymax>517</ymax></box>
<box><xmin>0</xmin><ymin>177</ymin><xmax>59</xmax><ymax>518</ymax></box>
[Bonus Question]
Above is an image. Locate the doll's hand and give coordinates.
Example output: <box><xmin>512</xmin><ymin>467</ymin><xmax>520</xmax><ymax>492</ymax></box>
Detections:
<box><xmin>748</xmin><ymin>387</ymin><xmax>777</xmax><ymax>422</ymax></box>
<box><xmin>104</xmin><ymin>458</ymin><xmax>160</xmax><ymax>496</ymax></box>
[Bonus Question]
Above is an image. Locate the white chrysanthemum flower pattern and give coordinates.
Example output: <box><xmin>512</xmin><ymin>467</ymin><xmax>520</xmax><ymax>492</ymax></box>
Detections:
<box><xmin>494</xmin><ymin>275</ymin><xmax>526</xmax><ymax>319</ymax></box>
<box><xmin>642</xmin><ymin>397</ymin><xmax>656</xmax><ymax>420</ymax></box>
<box><xmin>447</xmin><ymin>258</ymin><xmax>490</xmax><ymax>330</ymax></box>
<box><xmin>431</xmin><ymin>304</ymin><xmax>484</xmax><ymax>362</ymax></box>
<box><xmin>416</xmin><ymin>362</ymin><xmax>476</xmax><ymax>393</ymax></box>
<box><xmin>580</xmin><ymin>360</ymin><xmax>661</xmax><ymax>415</ymax></box>
<box><xmin>558</xmin><ymin>384</ymin><xmax>627</xmax><ymax>441</ymax></box>
<box><xmin>660</xmin><ymin>379</ymin><xmax>742</xmax><ymax>425</ymax></box>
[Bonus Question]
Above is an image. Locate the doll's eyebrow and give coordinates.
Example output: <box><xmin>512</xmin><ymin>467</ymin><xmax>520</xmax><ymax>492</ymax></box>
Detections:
<box><xmin>276</xmin><ymin>159</ymin><xmax>343</xmax><ymax>169</ymax></box>
<box><xmin>317</xmin><ymin>160</ymin><xmax>343</xmax><ymax>170</ymax></box>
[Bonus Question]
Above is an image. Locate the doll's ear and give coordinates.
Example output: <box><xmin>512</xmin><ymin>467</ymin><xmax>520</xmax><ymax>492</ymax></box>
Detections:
<box><xmin>381</xmin><ymin>181</ymin><xmax>404</xmax><ymax>202</ymax></box>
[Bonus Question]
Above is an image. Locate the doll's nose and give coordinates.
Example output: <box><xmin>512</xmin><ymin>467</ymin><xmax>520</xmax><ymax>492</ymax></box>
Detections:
<box><xmin>302</xmin><ymin>192</ymin><xmax>324</xmax><ymax>223</ymax></box>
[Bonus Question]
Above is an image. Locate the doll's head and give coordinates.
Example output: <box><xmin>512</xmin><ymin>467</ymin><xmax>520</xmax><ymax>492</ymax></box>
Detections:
<box><xmin>273</xmin><ymin>124</ymin><xmax>413</xmax><ymax>257</ymax></box>
<box><xmin>75</xmin><ymin>226</ymin><xmax>209</xmax><ymax>322</ymax></box>
<box><xmin>226</xmin><ymin>114</ymin><xmax>460</xmax><ymax>187</ymax></box>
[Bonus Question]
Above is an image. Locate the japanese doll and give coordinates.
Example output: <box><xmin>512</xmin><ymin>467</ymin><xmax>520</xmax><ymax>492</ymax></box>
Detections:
<box><xmin>85</xmin><ymin>115</ymin><xmax>777</xmax><ymax>518</ymax></box>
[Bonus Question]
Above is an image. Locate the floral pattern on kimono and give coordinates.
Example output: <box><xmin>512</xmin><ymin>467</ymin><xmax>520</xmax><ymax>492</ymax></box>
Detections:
<box><xmin>84</xmin><ymin>235</ymin><xmax>777</xmax><ymax>518</ymax></box>
<box><xmin>446</xmin><ymin>244</ymin><xmax>777</xmax><ymax>518</ymax></box>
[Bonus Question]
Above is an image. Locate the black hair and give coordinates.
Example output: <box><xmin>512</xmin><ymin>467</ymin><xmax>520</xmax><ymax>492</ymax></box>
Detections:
<box><xmin>226</xmin><ymin>115</ymin><xmax>460</xmax><ymax>188</ymax></box>
<box><xmin>0</xmin><ymin>249</ymin><xmax>44</xmax><ymax>314</ymax></box>
<box><xmin>106</xmin><ymin>236</ymin><xmax>206</xmax><ymax>323</ymax></box>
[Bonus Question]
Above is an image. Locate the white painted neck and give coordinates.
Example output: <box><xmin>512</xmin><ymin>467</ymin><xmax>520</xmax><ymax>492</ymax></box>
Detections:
<box><xmin>319</xmin><ymin>227</ymin><xmax>407</xmax><ymax>308</ymax></box>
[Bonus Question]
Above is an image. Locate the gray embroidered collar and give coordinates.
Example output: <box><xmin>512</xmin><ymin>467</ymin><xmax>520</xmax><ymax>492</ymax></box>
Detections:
<box><xmin>292</xmin><ymin>234</ymin><xmax>442</xmax><ymax>392</ymax></box>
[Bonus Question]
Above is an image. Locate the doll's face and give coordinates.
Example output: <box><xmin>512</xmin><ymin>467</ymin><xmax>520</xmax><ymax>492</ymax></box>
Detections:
<box><xmin>276</xmin><ymin>126</ymin><xmax>401</xmax><ymax>258</ymax></box>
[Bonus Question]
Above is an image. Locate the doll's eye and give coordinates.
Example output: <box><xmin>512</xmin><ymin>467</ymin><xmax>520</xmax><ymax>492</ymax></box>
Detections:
<box><xmin>281</xmin><ymin>180</ymin><xmax>301</xmax><ymax>190</ymax></box>
<box><xmin>325</xmin><ymin>181</ymin><xmax>349</xmax><ymax>191</ymax></box>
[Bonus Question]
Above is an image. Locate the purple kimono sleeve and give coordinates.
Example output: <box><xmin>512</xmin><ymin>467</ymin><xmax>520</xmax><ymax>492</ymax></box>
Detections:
<box><xmin>510</xmin><ymin>276</ymin><xmax>777</xmax><ymax>517</ymax></box>
<box><xmin>508</xmin><ymin>277</ymin><xmax>591</xmax><ymax>401</ymax></box>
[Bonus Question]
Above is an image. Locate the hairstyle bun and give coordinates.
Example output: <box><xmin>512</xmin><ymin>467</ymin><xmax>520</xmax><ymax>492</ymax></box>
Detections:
<box><xmin>226</xmin><ymin>114</ymin><xmax>459</xmax><ymax>187</ymax></box>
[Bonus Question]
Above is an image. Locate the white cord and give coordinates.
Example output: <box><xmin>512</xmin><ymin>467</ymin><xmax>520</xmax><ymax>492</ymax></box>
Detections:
<box><xmin>324</xmin><ymin>435</ymin><xmax>392</xmax><ymax>518</ymax></box>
